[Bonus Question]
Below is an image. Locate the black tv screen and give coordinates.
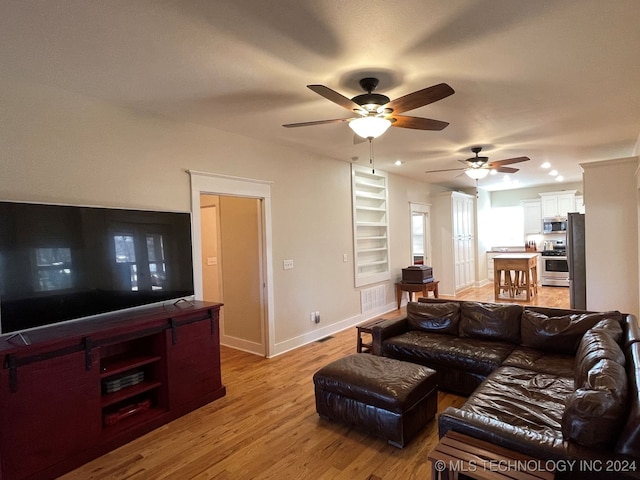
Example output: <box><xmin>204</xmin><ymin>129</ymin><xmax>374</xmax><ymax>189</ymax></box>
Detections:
<box><xmin>0</xmin><ymin>201</ymin><xmax>194</xmax><ymax>334</ymax></box>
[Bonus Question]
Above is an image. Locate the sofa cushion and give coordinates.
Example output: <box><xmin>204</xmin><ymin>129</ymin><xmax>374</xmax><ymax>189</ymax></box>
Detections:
<box><xmin>382</xmin><ymin>331</ymin><xmax>515</xmax><ymax>376</ymax></box>
<box><xmin>562</xmin><ymin>359</ymin><xmax>628</xmax><ymax>448</ymax></box>
<box><xmin>575</xmin><ymin>329</ymin><xmax>626</xmax><ymax>387</ymax></box>
<box><xmin>459</xmin><ymin>302</ymin><xmax>522</xmax><ymax>344</ymax></box>
<box><xmin>502</xmin><ymin>346</ymin><xmax>575</xmax><ymax>378</ymax></box>
<box><xmin>439</xmin><ymin>365</ymin><xmax>575</xmax><ymax>453</ymax></box>
<box><xmin>406</xmin><ymin>301</ymin><xmax>460</xmax><ymax>335</ymax></box>
<box><xmin>520</xmin><ymin>310</ymin><xmax>620</xmax><ymax>355</ymax></box>
<box><xmin>590</xmin><ymin>318</ymin><xmax>624</xmax><ymax>345</ymax></box>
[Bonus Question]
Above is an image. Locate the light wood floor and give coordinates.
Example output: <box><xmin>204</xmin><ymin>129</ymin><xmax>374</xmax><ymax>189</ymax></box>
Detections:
<box><xmin>61</xmin><ymin>284</ymin><xmax>569</xmax><ymax>480</ymax></box>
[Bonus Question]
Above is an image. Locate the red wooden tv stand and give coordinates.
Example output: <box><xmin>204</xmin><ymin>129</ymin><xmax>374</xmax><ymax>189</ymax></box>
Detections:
<box><xmin>0</xmin><ymin>301</ymin><xmax>225</xmax><ymax>480</ymax></box>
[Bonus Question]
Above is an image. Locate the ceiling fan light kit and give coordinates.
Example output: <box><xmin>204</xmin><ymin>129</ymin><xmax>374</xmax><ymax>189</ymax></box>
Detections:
<box><xmin>349</xmin><ymin>116</ymin><xmax>392</xmax><ymax>139</ymax></box>
<box><xmin>464</xmin><ymin>168</ymin><xmax>490</xmax><ymax>179</ymax></box>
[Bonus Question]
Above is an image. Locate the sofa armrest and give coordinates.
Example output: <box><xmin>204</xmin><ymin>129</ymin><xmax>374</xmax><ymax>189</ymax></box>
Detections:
<box><xmin>371</xmin><ymin>317</ymin><xmax>409</xmax><ymax>355</ymax></box>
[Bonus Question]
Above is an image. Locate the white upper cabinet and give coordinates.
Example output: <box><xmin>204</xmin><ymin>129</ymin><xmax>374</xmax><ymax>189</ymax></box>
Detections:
<box><xmin>539</xmin><ymin>191</ymin><xmax>577</xmax><ymax>217</ymax></box>
<box><xmin>522</xmin><ymin>200</ymin><xmax>542</xmax><ymax>234</ymax></box>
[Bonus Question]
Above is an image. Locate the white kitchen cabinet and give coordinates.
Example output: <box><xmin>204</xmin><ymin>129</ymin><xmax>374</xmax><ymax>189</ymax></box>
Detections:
<box><xmin>432</xmin><ymin>191</ymin><xmax>475</xmax><ymax>295</ymax></box>
<box><xmin>539</xmin><ymin>191</ymin><xmax>577</xmax><ymax>217</ymax></box>
<box><xmin>522</xmin><ymin>200</ymin><xmax>542</xmax><ymax>234</ymax></box>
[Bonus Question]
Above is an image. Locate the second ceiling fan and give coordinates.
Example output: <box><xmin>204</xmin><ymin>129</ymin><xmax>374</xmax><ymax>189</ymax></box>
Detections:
<box><xmin>283</xmin><ymin>77</ymin><xmax>454</xmax><ymax>139</ymax></box>
<box><xmin>425</xmin><ymin>147</ymin><xmax>530</xmax><ymax>179</ymax></box>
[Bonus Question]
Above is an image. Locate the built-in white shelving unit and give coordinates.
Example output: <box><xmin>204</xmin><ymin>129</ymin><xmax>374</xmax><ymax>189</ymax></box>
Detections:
<box><xmin>351</xmin><ymin>164</ymin><xmax>390</xmax><ymax>287</ymax></box>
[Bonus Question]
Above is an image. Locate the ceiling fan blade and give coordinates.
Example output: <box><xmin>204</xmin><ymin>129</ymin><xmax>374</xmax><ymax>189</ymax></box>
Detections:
<box><xmin>387</xmin><ymin>83</ymin><xmax>455</xmax><ymax>114</ymax></box>
<box><xmin>495</xmin><ymin>166</ymin><xmax>519</xmax><ymax>173</ymax></box>
<box><xmin>391</xmin><ymin>115</ymin><xmax>449</xmax><ymax>131</ymax></box>
<box><xmin>487</xmin><ymin>156</ymin><xmax>530</xmax><ymax>167</ymax></box>
<box><xmin>425</xmin><ymin>167</ymin><xmax>466</xmax><ymax>174</ymax></box>
<box><xmin>307</xmin><ymin>85</ymin><xmax>361</xmax><ymax>111</ymax></box>
<box><xmin>283</xmin><ymin>118</ymin><xmax>351</xmax><ymax>128</ymax></box>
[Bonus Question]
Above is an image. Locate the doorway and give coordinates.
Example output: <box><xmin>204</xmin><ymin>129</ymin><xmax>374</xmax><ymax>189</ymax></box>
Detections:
<box><xmin>189</xmin><ymin>171</ymin><xmax>274</xmax><ymax>357</ymax></box>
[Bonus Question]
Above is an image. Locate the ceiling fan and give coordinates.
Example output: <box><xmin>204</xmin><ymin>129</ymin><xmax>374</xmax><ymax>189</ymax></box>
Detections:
<box><xmin>425</xmin><ymin>147</ymin><xmax>530</xmax><ymax>180</ymax></box>
<box><xmin>283</xmin><ymin>77</ymin><xmax>454</xmax><ymax>139</ymax></box>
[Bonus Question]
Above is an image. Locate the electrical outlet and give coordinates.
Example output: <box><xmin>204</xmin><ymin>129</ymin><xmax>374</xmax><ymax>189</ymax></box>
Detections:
<box><xmin>283</xmin><ymin>259</ymin><xmax>294</xmax><ymax>270</ymax></box>
<box><xmin>310</xmin><ymin>312</ymin><xmax>316</xmax><ymax>323</ymax></box>
<box><xmin>342</xmin><ymin>253</ymin><xmax>348</xmax><ymax>262</ymax></box>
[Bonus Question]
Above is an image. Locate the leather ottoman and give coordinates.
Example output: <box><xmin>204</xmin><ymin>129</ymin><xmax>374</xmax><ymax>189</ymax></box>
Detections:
<box><xmin>313</xmin><ymin>353</ymin><xmax>437</xmax><ymax>448</ymax></box>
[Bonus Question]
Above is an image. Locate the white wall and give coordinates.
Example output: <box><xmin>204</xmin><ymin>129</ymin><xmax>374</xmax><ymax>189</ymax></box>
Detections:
<box><xmin>475</xmin><ymin>188</ymin><xmax>492</xmax><ymax>285</ymax></box>
<box><xmin>0</xmin><ymin>74</ymin><xmax>447</xmax><ymax>354</ymax></box>
<box><xmin>581</xmin><ymin>157</ymin><xmax>639</xmax><ymax>317</ymax></box>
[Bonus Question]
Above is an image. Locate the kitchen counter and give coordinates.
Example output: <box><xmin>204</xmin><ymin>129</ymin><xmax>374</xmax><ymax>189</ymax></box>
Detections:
<box><xmin>493</xmin><ymin>253</ymin><xmax>540</xmax><ymax>259</ymax></box>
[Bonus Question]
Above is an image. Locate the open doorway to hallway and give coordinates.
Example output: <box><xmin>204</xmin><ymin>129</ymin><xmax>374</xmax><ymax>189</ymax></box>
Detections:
<box><xmin>200</xmin><ymin>194</ymin><xmax>266</xmax><ymax>356</ymax></box>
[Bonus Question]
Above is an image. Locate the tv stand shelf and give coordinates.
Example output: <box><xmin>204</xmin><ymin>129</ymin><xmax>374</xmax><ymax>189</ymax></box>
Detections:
<box><xmin>100</xmin><ymin>354</ymin><xmax>162</xmax><ymax>377</ymax></box>
<box><xmin>0</xmin><ymin>301</ymin><xmax>225</xmax><ymax>480</ymax></box>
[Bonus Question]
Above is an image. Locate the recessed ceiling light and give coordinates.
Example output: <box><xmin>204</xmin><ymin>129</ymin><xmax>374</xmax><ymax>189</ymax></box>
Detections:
<box><xmin>541</xmin><ymin>162</ymin><xmax>551</xmax><ymax>169</ymax></box>
<box><xmin>556</xmin><ymin>175</ymin><xmax>564</xmax><ymax>182</ymax></box>
<box><xmin>394</xmin><ymin>160</ymin><xmax>403</xmax><ymax>166</ymax></box>
<box><xmin>549</xmin><ymin>170</ymin><xmax>558</xmax><ymax>176</ymax></box>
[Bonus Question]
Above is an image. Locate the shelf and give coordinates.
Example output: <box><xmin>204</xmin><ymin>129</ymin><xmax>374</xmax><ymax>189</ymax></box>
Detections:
<box><xmin>102</xmin><ymin>407</ymin><xmax>166</xmax><ymax>435</ymax></box>
<box><xmin>100</xmin><ymin>354</ymin><xmax>162</xmax><ymax>378</ymax></box>
<box><xmin>101</xmin><ymin>380</ymin><xmax>163</xmax><ymax>408</ymax></box>
<box><xmin>355</xmin><ymin>206</ymin><xmax>386</xmax><ymax>212</ymax></box>
<box><xmin>358</xmin><ymin>247</ymin><xmax>387</xmax><ymax>253</ymax></box>
<box><xmin>355</xmin><ymin>191</ymin><xmax>386</xmax><ymax>200</ymax></box>
<box><xmin>354</xmin><ymin>178</ymin><xmax>385</xmax><ymax>188</ymax></box>
<box><xmin>356</xmin><ymin>221</ymin><xmax>387</xmax><ymax>227</ymax></box>
<box><xmin>357</xmin><ymin>259</ymin><xmax>388</xmax><ymax>267</ymax></box>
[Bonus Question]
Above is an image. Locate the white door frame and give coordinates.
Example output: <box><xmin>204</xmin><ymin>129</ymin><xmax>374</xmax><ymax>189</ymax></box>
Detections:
<box><xmin>188</xmin><ymin>170</ymin><xmax>275</xmax><ymax>357</ymax></box>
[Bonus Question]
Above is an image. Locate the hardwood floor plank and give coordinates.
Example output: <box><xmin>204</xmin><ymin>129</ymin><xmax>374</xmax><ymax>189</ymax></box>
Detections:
<box><xmin>60</xmin><ymin>284</ymin><xmax>568</xmax><ymax>480</ymax></box>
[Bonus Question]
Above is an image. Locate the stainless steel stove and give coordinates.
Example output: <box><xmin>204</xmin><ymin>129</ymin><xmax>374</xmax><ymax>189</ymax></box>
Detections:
<box><xmin>541</xmin><ymin>249</ymin><xmax>569</xmax><ymax>286</ymax></box>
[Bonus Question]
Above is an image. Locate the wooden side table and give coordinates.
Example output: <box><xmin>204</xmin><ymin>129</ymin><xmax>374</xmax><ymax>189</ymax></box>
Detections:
<box><xmin>356</xmin><ymin>318</ymin><xmax>388</xmax><ymax>353</ymax></box>
<box><xmin>428</xmin><ymin>431</ymin><xmax>554</xmax><ymax>480</ymax></box>
<box><xmin>395</xmin><ymin>280</ymin><xmax>439</xmax><ymax>309</ymax></box>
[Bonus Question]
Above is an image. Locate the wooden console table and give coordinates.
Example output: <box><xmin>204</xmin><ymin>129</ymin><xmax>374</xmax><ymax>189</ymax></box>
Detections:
<box><xmin>494</xmin><ymin>253</ymin><xmax>538</xmax><ymax>302</ymax></box>
<box><xmin>395</xmin><ymin>280</ymin><xmax>439</xmax><ymax>309</ymax></box>
<box><xmin>428</xmin><ymin>430</ymin><xmax>554</xmax><ymax>480</ymax></box>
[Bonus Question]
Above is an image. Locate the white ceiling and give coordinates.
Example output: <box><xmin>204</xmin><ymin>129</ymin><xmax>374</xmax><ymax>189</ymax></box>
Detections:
<box><xmin>1</xmin><ymin>0</ymin><xmax>639</xmax><ymax>191</ymax></box>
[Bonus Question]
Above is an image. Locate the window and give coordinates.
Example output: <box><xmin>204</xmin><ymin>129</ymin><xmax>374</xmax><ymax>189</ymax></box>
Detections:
<box><xmin>33</xmin><ymin>247</ymin><xmax>73</xmax><ymax>291</ymax></box>
<box><xmin>113</xmin><ymin>228</ymin><xmax>166</xmax><ymax>291</ymax></box>
<box><xmin>410</xmin><ymin>203</ymin><xmax>431</xmax><ymax>266</ymax></box>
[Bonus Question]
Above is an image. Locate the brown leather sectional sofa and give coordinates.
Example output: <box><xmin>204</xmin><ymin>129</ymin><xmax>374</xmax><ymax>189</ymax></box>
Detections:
<box><xmin>371</xmin><ymin>298</ymin><xmax>640</xmax><ymax>479</ymax></box>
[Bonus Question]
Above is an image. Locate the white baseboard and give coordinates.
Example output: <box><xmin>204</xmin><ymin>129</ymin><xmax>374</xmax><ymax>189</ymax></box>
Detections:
<box><xmin>268</xmin><ymin>301</ymin><xmax>398</xmax><ymax>358</ymax></box>
<box><xmin>221</xmin><ymin>334</ymin><xmax>265</xmax><ymax>356</ymax></box>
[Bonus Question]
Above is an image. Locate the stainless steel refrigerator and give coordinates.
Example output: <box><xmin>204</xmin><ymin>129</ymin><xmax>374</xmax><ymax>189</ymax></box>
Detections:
<box><xmin>567</xmin><ymin>212</ymin><xmax>586</xmax><ymax>309</ymax></box>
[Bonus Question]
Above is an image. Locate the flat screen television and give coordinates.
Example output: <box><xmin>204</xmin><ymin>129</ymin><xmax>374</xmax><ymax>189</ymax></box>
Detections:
<box><xmin>0</xmin><ymin>200</ymin><xmax>195</xmax><ymax>334</ymax></box>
